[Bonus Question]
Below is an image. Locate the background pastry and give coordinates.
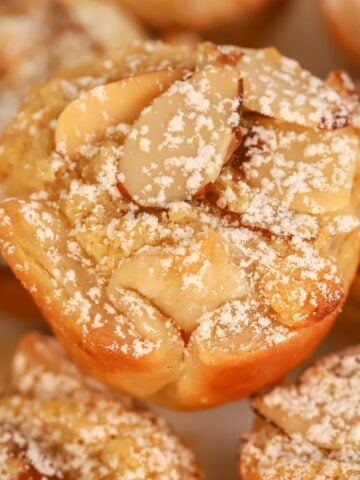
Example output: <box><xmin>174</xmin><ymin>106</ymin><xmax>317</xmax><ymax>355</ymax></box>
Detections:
<box><xmin>0</xmin><ymin>0</ymin><xmax>144</xmax><ymax>135</ymax></box>
<box><xmin>0</xmin><ymin>332</ymin><xmax>201</xmax><ymax>479</ymax></box>
<box><xmin>320</xmin><ymin>0</ymin><xmax>360</xmax><ymax>66</ymax></box>
<box><xmin>0</xmin><ymin>42</ymin><xmax>359</xmax><ymax>409</ymax></box>
<box><xmin>115</xmin><ymin>0</ymin><xmax>282</xmax><ymax>31</ymax></box>
<box><xmin>240</xmin><ymin>345</ymin><xmax>360</xmax><ymax>479</ymax></box>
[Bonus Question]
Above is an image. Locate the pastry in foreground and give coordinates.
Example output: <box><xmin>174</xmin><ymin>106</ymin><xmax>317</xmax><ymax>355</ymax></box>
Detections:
<box><xmin>0</xmin><ymin>42</ymin><xmax>360</xmax><ymax>409</ymax></box>
<box><xmin>0</xmin><ymin>0</ymin><xmax>144</xmax><ymax>134</ymax></box>
<box><xmin>320</xmin><ymin>0</ymin><xmax>360</xmax><ymax>65</ymax></box>
<box><xmin>240</xmin><ymin>345</ymin><xmax>360</xmax><ymax>479</ymax></box>
<box><xmin>116</xmin><ymin>0</ymin><xmax>280</xmax><ymax>30</ymax></box>
<box><xmin>0</xmin><ymin>332</ymin><xmax>201</xmax><ymax>479</ymax></box>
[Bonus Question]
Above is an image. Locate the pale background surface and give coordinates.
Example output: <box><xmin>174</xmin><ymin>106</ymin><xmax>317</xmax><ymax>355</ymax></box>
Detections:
<box><xmin>0</xmin><ymin>0</ymin><xmax>359</xmax><ymax>479</ymax></box>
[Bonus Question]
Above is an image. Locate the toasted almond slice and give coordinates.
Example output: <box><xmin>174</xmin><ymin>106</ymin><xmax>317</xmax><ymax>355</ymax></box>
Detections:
<box><xmin>119</xmin><ymin>65</ymin><xmax>242</xmax><ymax>207</ymax></box>
<box><xmin>242</xmin><ymin>115</ymin><xmax>359</xmax><ymax>214</ymax></box>
<box><xmin>236</xmin><ymin>47</ymin><xmax>348</xmax><ymax>129</ymax></box>
<box><xmin>55</xmin><ymin>69</ymin><xmax>186</xmax><ymax>157</ymax></box>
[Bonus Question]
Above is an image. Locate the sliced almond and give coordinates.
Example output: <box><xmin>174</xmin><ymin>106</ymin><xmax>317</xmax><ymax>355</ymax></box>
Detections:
<box><xmin>55</xmin><ymin>68</ymin><xmax>186</xmax><ymax>157</ymax></box>
<box><xmin>242</xmin><ymin>115</ymin><xmax>359</xmax><ymax>214</ymax></box>
<box><xmin>236</xmin><ymin>47</ymin><xmax>348</xmax><ymax>129</ymax></box>
<box><xmin>108</xmin><ymin>228</ymin><xmax>249</xmax><ymax>333</ymax></box>
<box><xmin>119</xmin><ymin>65</ymin><xmax>242</xmax><ymax>207</ymax></box>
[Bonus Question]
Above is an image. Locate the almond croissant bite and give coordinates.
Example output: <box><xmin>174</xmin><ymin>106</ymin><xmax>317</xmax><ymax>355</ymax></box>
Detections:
<box><xmin>240</xmin><ymin>345</ymin><xmax>360</xmax><ymax>479</ymax></box>
<box><xmin>0</xmin><ymin>332</ymin><xmax>201</xmax><ymax>479</ymax></box>
<box><xmin>0</xmin><ymin>0</ymin><xmax>144</xmax><ymax>135</ymax></box>
<box><xmin>0</xmin><ymin>42</ymin><xmax>359</xmax><ymax>409</ymax></box>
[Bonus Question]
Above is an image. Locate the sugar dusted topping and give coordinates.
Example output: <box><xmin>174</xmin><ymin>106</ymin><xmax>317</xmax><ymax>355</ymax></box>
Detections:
<box><xmin>0</xmin><ymin>42</ymin><xmax>359</xmax><ymax>404</ymax></box>
<box><xmin>254</xmin><ymin>345</ymin><xmax>360</xmax><ymax>449</ymax></box>
<box><xmin>241</xmin><ymin>346</ymin><xmax>360</xmax><ymax>480</ymax></box>
<box><xmin>0</xmin><ymin>334</ymin><xmax>200</xmax><ymax>479</ymax></box>
<box><xmin>241</xmin><ymin>421</ymin><xmax>360</xmax><ymax>480</ymax></box>
<box><xmin>119</xmin><ymin>65</ymin><xmax>241</xmax><ymax>206</ymax></box>
<box><xmin>226</xmin><ymin>46</ymin><xmax>349</xmax><ymax>129</ymax></box>
<box><xmin>240</xmin><ymin>117</ymin><xmax>358</xmax><ymax>214</ymax></box>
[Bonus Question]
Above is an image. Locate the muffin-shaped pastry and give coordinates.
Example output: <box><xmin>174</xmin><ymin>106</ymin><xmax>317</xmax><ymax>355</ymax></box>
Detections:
<box><xmin>116</xmin><ymin>0</ymin><xmax>280</xmax><ymax>30</ymax></box>
<box><xmin>0</xmin><ymin>0</ymin><xmax>144</xmax><ymax>135</ymax></box>
<box><xmin>0</xmin><ymin>332</ymin><xmax>201</xmax><ymax>479</ymax></box>
<box><xmin>320</xmin><ymin>0</ymin><xmax>360</xmax><ymax>65</ymax></box>
<box><xmin>240</xmin><ymin>345</ymin><xmax>360</xmax><ymax>479</ymax></box>
<box><xmin>0</xmin><ymin>42</ymin><xmax>359</xmax><ymax>409</ymax></box>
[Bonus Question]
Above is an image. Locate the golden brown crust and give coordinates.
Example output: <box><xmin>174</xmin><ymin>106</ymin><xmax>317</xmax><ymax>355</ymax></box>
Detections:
<box><xmin>0</xmin><ymin>333</ymin><xmax>202</xmax><ymax>479</ymax></box>
<box><xmin>0</xmin><ymin>205</ymin><xmax>344</xmax><ymax>408</ymax></box>
<box><xmin>0</xmin><ymin>42</ymin><xmax>359</xmax><ymax>409</ymax></box>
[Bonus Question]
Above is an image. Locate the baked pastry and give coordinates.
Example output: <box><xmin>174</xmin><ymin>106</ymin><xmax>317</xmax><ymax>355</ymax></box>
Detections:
<box><xmin>116</xmin><ymin>0</ymin><xmax>280</xmax><ymax>30</ymax></box>
<box><xmin>0</xmin><ymin>332</ymin><xmax>201</xmax><ymax>479</ymax></box>
<box><xmin>240</xmin><ymin>345</ymin><xmax>360</xmax><ymax>479</ymax></box>
<box><xmin>0</xmin><ymin>0</ymin><xmax>144</xmax><ymax>134</ymax></box>
<box><xmin>320</xmin><ymin>0</ymin><xmax>360</xmax><ymax>65</ymax></box>
<box><xmin>0</xmin><ymin>42</ymin><xmax>359</xmax><ymax>409</ymax></box>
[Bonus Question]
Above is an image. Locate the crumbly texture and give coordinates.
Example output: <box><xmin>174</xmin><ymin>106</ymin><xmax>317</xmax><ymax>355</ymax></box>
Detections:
<box><xmin>240</xmin><ymin>346</ymin><xmax>360</xmax><ymax>479</ymax></box>
<box><xmin>0</xmin><ymin>42</ymin><xmax>359</xmax><ymax>408</ymax></box>
<box><xmin>0</xmin><ymin>333</ymin><xmax>201</xmax><ymax>480</ymax></box>
<box><xmin>0</xmin><ymin>0</ymin><xmax>143</xmax><ymax>134</ymax></box>
<box><xmin>116</xmin><ymin>0</ymin><xmax>278</xmax><ymax>29</ymax></box>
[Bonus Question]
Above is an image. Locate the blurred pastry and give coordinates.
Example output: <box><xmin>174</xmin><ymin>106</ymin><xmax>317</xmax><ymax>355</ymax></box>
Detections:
<box><xmin>116</xmin><ymin>0</ymin><xmax>281</xmax><ymax>30</ymax></box>
<box><xmin>0</xmin><ymin>332</ymin><xmax>201</xmax><ymax>479</ymax></box>
<box><xmin>320</xmin><ymin>0</ymin><xmax>360</xmax><ymax>65</ymax></box>
<box><xmin>0</xmin><ymin>0</ymin><xmax>144</xmax><ymax>134</ymax></box>
<box><xmin>0</xmin><ymin>266</ymin><xmax>41</xmax><ymax>321</ymax></box>
<box><xmin>0</xmin><ymin>0</ymin><xmax>144</xmax><ymax>297</ymax></box>
<box><xmin>0</xmin><ymin>42</ymin><xmax>359</xmax><ymax>409</ymax></box>
<box><xmin>240</xmin><ymin>345</ymin><xmax>360</xmax><ymax>479</ymax></box>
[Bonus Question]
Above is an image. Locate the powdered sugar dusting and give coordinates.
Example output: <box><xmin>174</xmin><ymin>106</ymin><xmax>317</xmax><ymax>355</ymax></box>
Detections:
<box><xmin>0</xmin><ymin>42</ymin><xmax>359</xmax><ymax>406</ymax></box>
<box><xmin>242</xmin><ymin>346</ymin><xmax>360</xmax><ymax>479</ymax></box>
<box><xmin>0</xmin><ymin>334</ymin><xmax>199</xmax><ymax>479</ymax></box>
